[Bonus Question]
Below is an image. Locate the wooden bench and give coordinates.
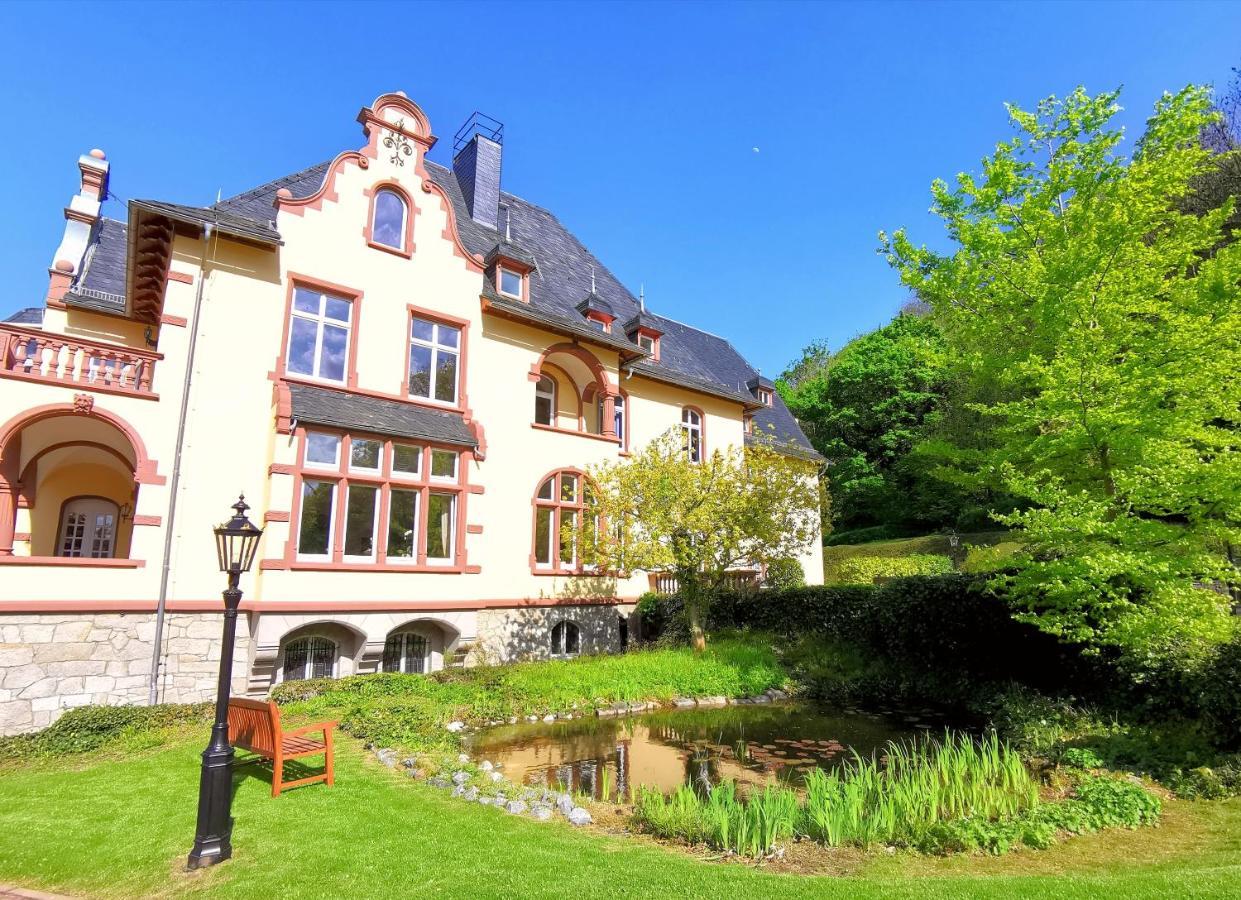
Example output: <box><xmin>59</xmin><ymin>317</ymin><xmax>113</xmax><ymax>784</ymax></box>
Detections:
<box><xmin>227</xmin><ymin>697</ymin><xmax>337</xmax><ymax>797</ymax></box>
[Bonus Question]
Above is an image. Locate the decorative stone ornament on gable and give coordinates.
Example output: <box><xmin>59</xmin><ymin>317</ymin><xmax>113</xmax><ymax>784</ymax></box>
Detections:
<box><xmin>383</xmin><ymin>122</ymin><xmax>415</xmax><ymax>167</ymax></box>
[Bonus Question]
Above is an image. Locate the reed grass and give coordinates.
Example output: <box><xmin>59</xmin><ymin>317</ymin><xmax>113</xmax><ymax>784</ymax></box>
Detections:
<box><xmin>634</xmin><ymin>730</ymin><xmax>1039</xmax><ymax>856</ymax></box>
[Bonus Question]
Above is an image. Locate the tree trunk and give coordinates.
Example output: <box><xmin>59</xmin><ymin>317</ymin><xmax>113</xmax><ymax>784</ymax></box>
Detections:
<box><xmin>681</xmin><ymin>573</ymin><xmax>707</xmax><ymax>654</ymax></box>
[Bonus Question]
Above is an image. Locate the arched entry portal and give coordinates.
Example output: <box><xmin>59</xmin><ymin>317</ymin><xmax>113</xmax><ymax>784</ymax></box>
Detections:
<box><xmin>0</xmin><ymin>402</ymin><xmax>160</xmax><ymax>558</ymax></box>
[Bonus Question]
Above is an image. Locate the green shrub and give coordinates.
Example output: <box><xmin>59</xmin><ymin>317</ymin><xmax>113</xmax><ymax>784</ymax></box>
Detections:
<box><xmin>763</xmin><ymin>557</ymin><xmax>806</xmax><ymax>590</ymax></box>
<box><xmin>834</xmin><ymin>553</ymin><xmax>954</xmax><ymax>584</ymax></box>
<box><xmin>960</xmin><ymin>542</ymin><xmax>1023</xmax><ymax>574</ymax></box>
<box><xmin>1199</xmin><ymin>634</ymin><xmax>1241</xmax><ymax>750</ymax></box>
<box><xmin>703</xmin><ymin>577</ymin><xmax>1099</xmax><ymax>703</ymax></box>
<box><xmin>1061</xmin><ymin>747</ymin><xmax>1106</xmax><ymax>769</ymax></box>
<box><xmin>0</xmin><ymin>703</ymin><xmax>211</xmax><ymax>760</ymax></box>
<box><xmin>824</xmin><ymin>525</ymin><xmax>919</xmax><ymax>546</ymax></box>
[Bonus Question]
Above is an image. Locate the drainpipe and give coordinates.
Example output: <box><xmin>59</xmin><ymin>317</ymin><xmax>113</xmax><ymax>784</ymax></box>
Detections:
<box><xmin>148</xmin><ymin>223</ymin><xmax>215</xmax><ymax>705</ymax></box>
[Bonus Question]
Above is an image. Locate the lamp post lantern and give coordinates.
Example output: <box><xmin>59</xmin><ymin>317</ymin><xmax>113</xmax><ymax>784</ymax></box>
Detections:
<box><xmin>187</xmin><ymin>495</ymin><xmax>263</xmax><ymax>870</ymax></box>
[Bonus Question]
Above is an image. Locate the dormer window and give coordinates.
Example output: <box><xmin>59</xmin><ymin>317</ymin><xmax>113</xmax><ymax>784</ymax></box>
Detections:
<box><xmin>499</xmin><ymin>267</ymin><xmax>523</xmax><ymax>299</ymax></box>
<box><xmin>623</xmin><ymin>313</ymin><xmax>663</xmax><ymax>362</ymax></box>
<box><xmin>758</xmin><ymin>388</ymin><xmax>773</xmax><ymax>406</ymax></box>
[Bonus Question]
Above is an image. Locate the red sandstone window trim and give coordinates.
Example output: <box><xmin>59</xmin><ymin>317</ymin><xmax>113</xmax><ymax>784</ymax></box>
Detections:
<box><xmin>529</xmin><ymin>467</ymin><xmax>605</xmax><ymax>576</ymax></box>
<box><xmin>363</xmin><ymin>181</ymin><xmax>417</xmax><ymax>258</ymax></box>
<box><xmin>279</xmin><ymin>426</ymin><xmax>473</xmax><ymax>573</ymax></box>
<box><xmin>402</xmin><ymin>303</ymin><xmax>470</xmax><ymax>413</ymax></box>
<box><xmin>277</xmin><ymin>273</ymin><xmax>364</xmax><ymax>391</ymax></box>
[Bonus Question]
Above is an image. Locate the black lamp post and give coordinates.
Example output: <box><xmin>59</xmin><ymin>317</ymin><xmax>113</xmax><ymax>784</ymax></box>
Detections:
<box><xmin>187</xmin><ymin>495</ymin><xmax>263</xmax><ymax>870</ymax></box>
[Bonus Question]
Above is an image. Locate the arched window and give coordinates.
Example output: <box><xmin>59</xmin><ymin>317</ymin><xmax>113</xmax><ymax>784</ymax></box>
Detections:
<box><xmin>382</xmin><ymin>630</ymin><xmax>429</xmax><ymax>674</ymax></box>
<box><xmin>551</xmin><ymin>620</ymin><xmax>580</xmax><ymax>657</ymax></box>
<box><xmin>372</xmin><ymin>188</ymin><xmax>407</xmax><ymax>250</ymax></box>
<box><xmin>57</xmin><ymin>497</ymin><xmax>119</xmax><ymax>558</ymax></box>
<box><xmin>534</xmin><ymin>374</ymin><xmax>557</xmax><ymax>426</ymax></box>
<box><xmin>533</xmin><ymin>470</ymin><xmax>598</xmax><ymax>572</ymax></box>
<box><xmin>681</xmin><ymin>407</ymin><xmax>703</xmax><ymax>463</ymax></box>
<box><xmin>282</xmin><ymin>636</ymin><xmax>336</xmax><ymax>682</ymax></box>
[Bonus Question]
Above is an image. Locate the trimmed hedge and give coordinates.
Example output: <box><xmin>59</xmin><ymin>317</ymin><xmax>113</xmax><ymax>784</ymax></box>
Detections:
<box><xmin>834</xmin><ymin>553</ymin><xmax>954</xmax><ymax>584</ymax></box>
<box><xmin>648</xmin><ymin>575</ymin><xmax>1104</xmax><ymax>699</ymax></box>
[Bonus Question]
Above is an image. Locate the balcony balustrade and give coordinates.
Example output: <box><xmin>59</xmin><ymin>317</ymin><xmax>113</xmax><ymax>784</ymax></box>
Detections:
<box><xmin>0</xmin><ymin>324</ymin><xmax>159</xmax><ymax>398</ymax></box>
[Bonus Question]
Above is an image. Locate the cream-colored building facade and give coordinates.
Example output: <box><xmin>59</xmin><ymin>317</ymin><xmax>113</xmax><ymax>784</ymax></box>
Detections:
<box><xmin>0</xmin><ymin>92</ymin><xmax>822</xmax><ymax>734</ymax></box>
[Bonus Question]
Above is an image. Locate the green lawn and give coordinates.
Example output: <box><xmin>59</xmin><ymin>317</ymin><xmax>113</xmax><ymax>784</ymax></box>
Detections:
<box><xmin>2</xmin><ymin>736</ymin><xmax>1239</xmax><ymax>899</ymax></box>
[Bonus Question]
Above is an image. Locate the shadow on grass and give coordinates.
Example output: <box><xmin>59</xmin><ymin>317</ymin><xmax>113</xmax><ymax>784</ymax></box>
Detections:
<box><xmin>230</xmin><ymin>753</ymin><xmax>329</xmax><ymax>801</ymax></box>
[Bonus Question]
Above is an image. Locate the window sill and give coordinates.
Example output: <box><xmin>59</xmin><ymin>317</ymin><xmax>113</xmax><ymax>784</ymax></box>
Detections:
<box><xmin>262</xmin><ymin>559</ymin><xmax>469</xmax><ymax>573</ymax></box>
<box><xmin>530</xmin><ymin>423</ymin><xmax>620</xmax><ymax>445</ymax></box>
<box><xmin>0</xmin><ymin>556</ymin><xmax>144</xmax><ymax>568</ymax></box>
<box><xmin>532</xmin><ymin>567</ymin><xmax>612</xmax><ymax>577</ymax></box>
<box><xmin>367</xmin><ymin>239</ymin><xmax>414</xmax><ymax>259</ymax></box>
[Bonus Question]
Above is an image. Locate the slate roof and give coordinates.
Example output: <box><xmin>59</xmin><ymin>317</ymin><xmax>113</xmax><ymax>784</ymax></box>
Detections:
<box><xmin>208</xmin><ymin>152</ymin><xmax>820</xmax><ymax>460</ymax></box>
<box><xmin>3</xmin><ymin>307</ymin><xmax>44</xmax><ymax>326</ymax></box>
<box><xmin>61</xmin><ymin>217</ymin><xmax>129</xmax><ymax>315</ymax></box>
<box><xmin>129</xmin><ymin>199</ymin><xmax>282</xmax><ymax>246</ymax></box>
<box><xmin>287</xmin><ymin>383</ymin><xmax>477</xmax><ymax>448</ymax></box>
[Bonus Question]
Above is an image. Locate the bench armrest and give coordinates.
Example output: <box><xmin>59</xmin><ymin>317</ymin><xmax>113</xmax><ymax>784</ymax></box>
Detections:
<box><xmin>285</xmin><ymin>721</ymin><xmax>338</xmax><ymax>739</ymax></box>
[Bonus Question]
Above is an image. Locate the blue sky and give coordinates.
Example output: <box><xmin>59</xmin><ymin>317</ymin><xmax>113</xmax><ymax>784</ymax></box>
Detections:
<box><xmin>1</xmin><ymin>0</ymin><xmax>1238</xmax><ymax>375</ymax></box>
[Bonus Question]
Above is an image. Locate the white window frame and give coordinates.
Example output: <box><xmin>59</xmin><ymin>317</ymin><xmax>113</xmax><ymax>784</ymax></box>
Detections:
<box><xmin>535</xmin><ymin>374</ymin><xmax>557</xmax><ymax>426</ymax></box>
<box><xmin>637</xmin><ymin>334</ymin><xmax>656</xmax><ymax>355</ymax></box>
<box><xmin>304</xmin><ymin>432</ymin><xmax>342</xmax><ymax>470</ymax></box>
<box><xmin>429</xmin><ymin>449</ymin><xmax>458</xmax><ymax>482</ymax></box>
<box><xmin>498</xmin><ymin>267</ymin><xmax>523</xmax><ymax>299</ymax></box>
<box><xmin>386</xmin><ymin>487</ymin><xmax>420</xmax><ymax>564</ymax></box>
<box><xmin>408</xmin><ymin>317</ymin><xmax>461</xmax><ymax>406</ymax></box>
<box><xmin>391</xmin><ymin>443</ymin><xmax>422</xmax><ymax>480</ymax></box>
<box><xmin>614</xmin><ymin>395</ymin><xmax>626</xmax><ymax>444</ymax></box>
<box><xmin>372</xmin><ymin>188</ymin><xmax>407</xmax><ymax>250</ymax></box>
<box><xmin>342</xmin><ymin>483</ymin><xmax>381</xmax><ymax>563</ymax></box>
<box><xmin>682</xmin><ymin>408</ymin><xmax>703</xmax><ymax>464</ymax></box>
<box><xmin>296</xmin><ymin>478</ymin><xmax>338</xmax><ymax>561</ymax></box>
<box><xmin>348</xmin><ymin>437</ymin><xmax>384</xmax><ymax>474</ymax></box>
<box><xmin>286</xmin><ymin>288</ymin><xmax>352</xmax><ymax>384</ymax></box>
<box><xmin>425</xmin><ymin>491</ymin><xmax>457</xmax><ymax>565</ymax></box>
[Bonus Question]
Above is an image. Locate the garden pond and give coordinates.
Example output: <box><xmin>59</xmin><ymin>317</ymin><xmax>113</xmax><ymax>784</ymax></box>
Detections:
<box><xmin>466</xmin><ymin>702</ymin><xmax>944</xmax><ymax>801</ymax></box>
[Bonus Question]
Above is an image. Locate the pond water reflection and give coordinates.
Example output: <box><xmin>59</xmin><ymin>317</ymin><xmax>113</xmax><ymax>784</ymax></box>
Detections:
<box><xmin>465</xmin><ymin>704</ymin><xmax>924</xmax><ymax>801</ymax></box>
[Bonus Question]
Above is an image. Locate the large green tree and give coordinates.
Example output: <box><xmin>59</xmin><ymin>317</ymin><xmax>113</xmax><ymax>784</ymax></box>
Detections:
<box><xmin>882</xmin><ymin>86</ymin><xmax>1241</xmax><ymax>669</ymax></box>
<box><xmin>586</xmin><ymin>433</ymin><xmax>820</xmax><ymax>652</ymax></box>
<box><xmin>778</xmin><ymin>314</ymin><xmax>964</xmax><ymax>531</ymax></box>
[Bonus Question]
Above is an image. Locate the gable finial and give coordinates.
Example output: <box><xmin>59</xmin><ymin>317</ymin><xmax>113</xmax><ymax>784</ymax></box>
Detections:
<box><xmin>590</xmin><ymin>265</ymin><xmax>596</xmax><ymax>293</ymax></box>
<box><xmin>639</xmin><ymin>283</ymin><xmax>645</xmax><ymax>312</ymax></box>
<box><xmin>504</xmin><ymin>207</ymin><xmax>511</xmax><ymax>242</ymax></box>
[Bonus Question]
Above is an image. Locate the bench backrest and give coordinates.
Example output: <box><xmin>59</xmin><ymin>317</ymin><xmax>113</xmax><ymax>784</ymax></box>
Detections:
<box><xmin>228</xmin><ymin>697</ymin><xmax>282</xmax><ymax>756</ymax></box>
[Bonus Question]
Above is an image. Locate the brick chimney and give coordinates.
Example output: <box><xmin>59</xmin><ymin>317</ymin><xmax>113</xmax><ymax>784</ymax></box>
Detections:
<box><xmin>451</xmin><ymin>114</ymin><xmax>503</xmax><ymax>230</ymax></box>
<box><xmin>47</xmin><ymin>149</ymin><xmax>110</xmax><ymax>304</ymax></box>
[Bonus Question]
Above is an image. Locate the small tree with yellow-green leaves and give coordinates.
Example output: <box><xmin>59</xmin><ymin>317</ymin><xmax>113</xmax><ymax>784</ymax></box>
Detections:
<box><xmin>585</xmin><ymin>431</ymin><xmax>821</xmax><ymax>652</ymax></box>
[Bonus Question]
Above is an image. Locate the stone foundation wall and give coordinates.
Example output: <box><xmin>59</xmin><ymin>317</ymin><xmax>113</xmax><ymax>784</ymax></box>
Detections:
<box><xmin>472</xmin><ymin>604</ymin><xmax>635</xmax><ymax>665</ymax></box>
<box><xmin>0</xmin><ymin>612</ymin><xmax>249</xmax><ymax>736</ymax></box>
